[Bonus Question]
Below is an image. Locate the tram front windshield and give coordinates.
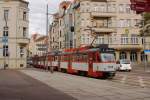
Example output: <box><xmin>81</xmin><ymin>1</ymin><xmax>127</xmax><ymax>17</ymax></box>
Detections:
<box><xmin>101</xmin><ymin>53</ymin><xmax>115</xmax><ymax>62</ymax></box>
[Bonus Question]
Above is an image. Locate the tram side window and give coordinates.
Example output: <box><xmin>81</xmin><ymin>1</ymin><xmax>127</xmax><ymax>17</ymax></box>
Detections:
<box><xmin>82</xmin><ymin>54</ymin><xmax>88</xmax><ymax>62</ymax></box>
<box><xmin>72</xmin><ymin>55</ymin><xmax>76</xmax><ymax>62</ymax></box>
<box><xmin>76</xmin><ymin>55</ymin><xmax>79</xmax><ymax>62</ymax></box>
<box><xmin>64</xmin><ymin>56</ymin><xmax>67</xmax><ymax>61</ymax></box>
<box><xmin>73</xmin><ymin>55</ymin><xmax>79</xmax><ymax>62</ymax></box>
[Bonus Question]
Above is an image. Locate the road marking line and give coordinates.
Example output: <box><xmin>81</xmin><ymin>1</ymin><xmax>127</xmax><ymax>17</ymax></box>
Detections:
<box><xmin>138</xmin><ymin>76</ymin><xmax>146</xmax><ymax>88</ymax></box>
<box><xmin>121</xmin><ymin>75</ymin><xmax>127</xmax><ymax>84</ymax></box>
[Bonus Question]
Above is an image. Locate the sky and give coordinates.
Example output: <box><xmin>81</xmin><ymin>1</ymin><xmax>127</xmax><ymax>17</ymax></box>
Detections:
<box><xmin>27</xmin><ymin>0</ymin><xmax>65</xmax><ymax>36</ymax></box>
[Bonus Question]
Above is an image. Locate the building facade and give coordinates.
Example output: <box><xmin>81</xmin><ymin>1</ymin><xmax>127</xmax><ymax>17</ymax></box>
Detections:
<box><xmin>0</xmin><ymin>0</ymin><xmax>29</xmax><ymax>69</ymax></box>
<box><xmin>49</xmin><ymin>13</ymin><xmax>59</xmax><ymax>51</ymax></box>
<box><xmin>49</xmin><ymin>0</ymin><xmax>150</xmax><ymax>63</ymax></box>
<box><xmin>29</xmin><ymin>34</ymin><xmax>48</xmax><ymax>57</ymax></box>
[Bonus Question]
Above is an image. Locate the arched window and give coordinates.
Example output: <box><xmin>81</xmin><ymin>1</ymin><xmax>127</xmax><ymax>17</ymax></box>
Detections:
<box><xmin>120</xmin><ymin>52</ymin><xmax>127</xmax><ymax>59</ymax></box>
<box><xmin>130</xmin><ymin>51</ymin><xmax>137</xmax><ymax>62</ymax></box>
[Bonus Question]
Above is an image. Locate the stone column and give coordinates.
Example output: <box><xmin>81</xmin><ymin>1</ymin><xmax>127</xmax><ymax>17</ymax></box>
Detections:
<box><xmin>127</xmin><ymin>51</ymin><xmax>130</xmax><ymax>61</ymax></box>
<box><xmin>115</xmin><ymin>51</ymin><xmax>120</xmax><ymax>61</ymax></box>
<box><xmin>137</xmin><ymin>52</ymin><xmax>141</xmax><ymax>63</ymax></box>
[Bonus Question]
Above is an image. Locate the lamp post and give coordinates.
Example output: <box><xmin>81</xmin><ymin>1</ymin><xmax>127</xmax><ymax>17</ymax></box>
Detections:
<box><xmin>143</xmin><ymin>23</ymin><xmax>150</xmax><ymax>72</ymax></box>
<box><xmin>3</xmin><ymin>9</ymin><xmax>9</xmax><ymax>70</ymax></box>
<box><xmin>45</xmin><ymin>1</ymin><xmax>49</xmax><ymax>71</ymax></box>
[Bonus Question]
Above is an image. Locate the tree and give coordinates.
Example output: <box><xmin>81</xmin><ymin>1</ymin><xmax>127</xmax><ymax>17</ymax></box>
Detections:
<box><xmin>144</xmin><ymin>13</ymin><xmax>150</xmax><ymax>36</ymax></box>
<box><xmin>144</xmin><ymin>13</ymin><xmax>150</xmax><ymax>24</ymax></box>
<box><xmin>139</xmin><ymin>13</ymin><xmax>150</xmax><ymax>36</ymax></box>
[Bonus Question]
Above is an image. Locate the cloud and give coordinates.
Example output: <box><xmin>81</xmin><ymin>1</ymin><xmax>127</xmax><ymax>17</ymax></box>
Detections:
<box><xmin>27</xmin><ymin>0</ymin><xmax>61</xmax><ymax>35</ymax></box>
<box><xmin>27</xmin><ymin>0</ymin><xmax>72</xmax><ymax>35</ymax></box>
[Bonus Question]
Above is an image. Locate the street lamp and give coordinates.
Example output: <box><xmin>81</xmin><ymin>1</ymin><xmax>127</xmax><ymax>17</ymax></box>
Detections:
<box><xmin>3</xmin><ymin>9</ymin><xmax>9</xmax><ymax>70</ymax></box>
<box><xmin>143</xmin><ymin>23</ymin><xmax>150</xmax><ymax>72</ymax></box>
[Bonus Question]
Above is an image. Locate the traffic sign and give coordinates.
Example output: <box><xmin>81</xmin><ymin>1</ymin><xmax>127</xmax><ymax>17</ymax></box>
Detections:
<box><xmin>2</xmin><ymin>36</ymin><xmax>8</xmax><ymax>43</ymax></box>
<box><xmin>144</xmin><ymin>50</ymin><xmax>150</xmax><ymax>55</ymax></box>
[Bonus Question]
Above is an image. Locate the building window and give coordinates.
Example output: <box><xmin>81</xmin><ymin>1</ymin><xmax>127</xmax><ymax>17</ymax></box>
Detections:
<box><xmin>122</xmin><ymin>37</ymin><xmax>128</xmax><ymax>44</ymax></box>
<box><xmin>121</xmin><ymin>34</ymin><xmax>128</xmax><ymax>44</ymax></box>
<box><xmin>119</xmin><ymin>4</ymin><xmax>124</xmax><ymax>13</ymax></box>
<box><xmin>60</xmin><ymin>30</ymin><xmax>62</xmax><ymax>37</ymax></box>
<box><xmin>23</xmin><ymin>27</ymin><xmax>27</xmax><ymax>37</ymax></box>
<box><xmin>20</xmin><ymin>64</ymin><xmax>24</xmax><ymax>67</ymax></box>
<box><xmin>20</xmin><ymin>47</ymin><xmax>24</xmax><ymax>57</ymax></box>
<box><xmin>131</xmin><ymin>34</ymin><xmax>138</xmax><ymax>44</ymax></box>
<box><xmin>130</xmin><ymin>51</ymin><xmax>137</xmax><ymax>62</ymax></box>
<box><xmin>53</xmin><ymin>37</ymin><xmax>54</xmax><ymax>42</ymax></box>
<box><xmin>97</xmin><ymin>36</ymin><xmax>104</xmax><ymax>44</ymax></box>
<box><xmin>3</xmin><ymin>45</ymin><xmax>9</xmax><ymax>57</ymax></box>
<box><xmin>126</xmin><ymin>19</ymin><xmax>131</xmax><ymax>27</ymax></box>
<box><xmin>112</xmin><ymin>4</ymin><xmax>116</xmax><ymax>12</ymax></box>
<box><xmin>141</xmin><ymin>52</ymin><xmax>148</xmax><ymax>62</ymax></box>
<box><xmin>23</xmin><ymin>11</ymin><xmax>27</xmax><ymax>20</ymax></box>
<box><xmin>120</xmin><ymin>52</ymin><xmax>127</xmax><ymax>59</ymax></box>
<box><xmin>59</xmin><ymin>20</ymin><xmax>61</xmax><ymax>26</ymax></box>
<box><xmin>118</xmin><ymin>19</ymin><xmax>124</xmax><ymax>27</ymax></box>
<box><xmin>93</xmin><ymin>7</ymin><xmax>98</xmax><ymax>12</ymax></box>
<box><xmin>4</xmin><ymin>10</ymin><xmax>9</xmax><ymax>21</ymax></box>
<box><xmin>126</xmin><ymin>4</ymin><xmax>131</xmax><ymax>13</ymax></box>
<box><xmin>3</xmin><ymin>27</ymin><xmax>9</xmax><ymax>36</ymax></box>
<box><xmin>60</xmin><ymin>42</ymin><xmax>62</xmax><ymax>49</ymax></box>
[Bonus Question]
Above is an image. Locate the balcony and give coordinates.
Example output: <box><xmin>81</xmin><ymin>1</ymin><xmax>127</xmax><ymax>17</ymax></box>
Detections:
<box><xmin>92</xmin><ymin>22</ymin><xmax>116</xmax><ymax>33</ymax></box>
<box><xmin>91</xmin><ymin>12</ymin><xmax>116</xmax><ymax>18</ymax></box>
<box><xmin>94</xmin><ymin>37</ymin><xmax>143</xmax><ymax>50</ymax></box>
<box><xmin>92</xmin><ymin>27</ymin><xmax>116</xmax><ymax>33</ymax></box>
<box><xmin>109</xmin><ymin>37</ymin><xmax>143</xmax><ymax>50</ymax></box>
<box><xmin>17</xmin><ymin>38</ymin><xmax>29</xmax><ymax>46</ymax></box>
<box><xmin>91</xmin><ymin>6</ymin><xmax>116</xmax><ymax>18</ymax></box>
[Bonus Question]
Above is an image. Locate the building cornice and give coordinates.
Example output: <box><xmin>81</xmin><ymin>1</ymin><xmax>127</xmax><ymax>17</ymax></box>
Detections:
<box><xmin>1</xmin><ymin>0</ymin><xmax>29</xmax><ymax>4</ymax></box>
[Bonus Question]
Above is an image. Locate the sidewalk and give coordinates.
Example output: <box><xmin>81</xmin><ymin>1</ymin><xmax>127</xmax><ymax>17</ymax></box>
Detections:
<box><xmin>131</xmin><ymin>62</ymin><xmax>150</xmax><ymax>73</ymax></box>
<box><xmin>0</xmin><ymin>70</ymin><xmax>76</xmax><ymax>100</ymax></box>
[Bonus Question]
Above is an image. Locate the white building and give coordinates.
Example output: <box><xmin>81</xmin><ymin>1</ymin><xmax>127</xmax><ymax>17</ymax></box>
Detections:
<box><xmin>0</xmin><ymin>0</ymin><xmax>29</xmax><ymax>69</ymax></box>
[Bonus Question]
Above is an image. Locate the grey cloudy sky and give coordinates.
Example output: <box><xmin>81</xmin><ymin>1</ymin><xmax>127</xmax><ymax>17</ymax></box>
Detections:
<box><xmin>27</xmin><ymin>0</ymin><xmax>65</xmax><ymax>35</ymax></box>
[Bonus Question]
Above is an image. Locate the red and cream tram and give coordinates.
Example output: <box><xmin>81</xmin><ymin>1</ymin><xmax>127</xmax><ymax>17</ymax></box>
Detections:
<box><xmin>33</xmin><ymin>45</ymin><xmax>117</xmax><ymax>78</ymax></box>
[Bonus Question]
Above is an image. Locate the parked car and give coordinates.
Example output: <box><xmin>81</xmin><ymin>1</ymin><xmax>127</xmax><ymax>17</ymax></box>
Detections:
<box><xmin>27</xmin><ymin>59</ymin><xmax>33</xmax><ymax>66</ymax></box>
<box><xmin>117</xmin><ymin>59</ymin><xmax>132</xmax><ymax>71</ymax></box>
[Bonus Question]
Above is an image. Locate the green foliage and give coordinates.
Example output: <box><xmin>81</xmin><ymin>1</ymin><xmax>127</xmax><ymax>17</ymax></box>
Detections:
<box><xmin>144</xmin><ymin>13</ymin><xmax>150</xmax><ymax>24</ymax></box>
<box><xmin>140</xmin><ymin>13</ymin><xmax>150</xmax><ymax>36</ymax></box>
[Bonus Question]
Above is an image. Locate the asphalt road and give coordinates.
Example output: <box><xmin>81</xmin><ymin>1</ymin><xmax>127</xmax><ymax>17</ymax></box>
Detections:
<box><xmin>0</xmin><ymin>70</ymin><xmax>76</xmax><ymax>100</ymax></box>
<box><xmin>21</xmin><ymin>69</ymin><xmax>150</xmax><ymax>100</ymax></box>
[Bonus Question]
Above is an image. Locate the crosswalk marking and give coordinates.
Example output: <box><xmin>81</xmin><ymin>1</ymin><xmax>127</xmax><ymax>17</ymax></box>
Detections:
<box><xmin>138</xmin><ymin>76</ymin><xmax>146</xmax><ymax>88</ymax></box>
<box><xmin>121</xmin><ymin>75</ymin><xmax>127</xmax><ymax>84</ymax></box>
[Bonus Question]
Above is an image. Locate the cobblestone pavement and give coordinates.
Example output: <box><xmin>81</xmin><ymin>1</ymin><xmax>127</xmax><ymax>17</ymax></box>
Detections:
<box><xmin>0</xmin><ymin>70</ymin><xmax>76</xmax><ymax>100</ymax></box>
<box><xmin>112</xmin><ymin>71</ymin><xmax>150</xmax><ymax>88</ymax></box>
<box><xmin>21</xmin><ymin>69</ymin><xmax>150</xmax><ymax>100</ymax></box>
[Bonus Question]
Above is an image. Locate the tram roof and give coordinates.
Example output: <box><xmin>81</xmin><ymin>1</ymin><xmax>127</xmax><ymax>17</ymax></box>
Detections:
<box><xmin>47</xmin><ymin>47</ymin><xmax>115</xmax><ymax>56</ymax></box>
